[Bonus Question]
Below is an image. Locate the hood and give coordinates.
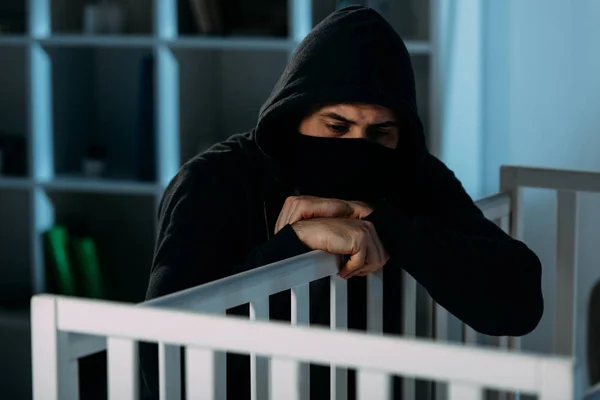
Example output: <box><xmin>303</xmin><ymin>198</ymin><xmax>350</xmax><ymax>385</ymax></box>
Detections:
<box><xmin>254</xmin><ymin>5</ymin><xmax>427</xmax><ymax>162</ymax></box>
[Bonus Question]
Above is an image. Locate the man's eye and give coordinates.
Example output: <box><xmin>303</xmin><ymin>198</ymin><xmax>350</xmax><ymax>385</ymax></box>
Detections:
<box><xmin>370</xmin><ymin>128</ymin><xmax>393</xmax><ymax>137</ymax></box>
<box><xmin>328</xmin><ymin>124</ymin><xmax>348</xmax><ymax>133</ymax></box>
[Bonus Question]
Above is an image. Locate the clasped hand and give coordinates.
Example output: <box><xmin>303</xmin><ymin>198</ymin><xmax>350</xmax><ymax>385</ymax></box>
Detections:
<box><xmin>275</xmin><ymin>195</ymin><xmax>389</xmax><ymax>279</ymax></box>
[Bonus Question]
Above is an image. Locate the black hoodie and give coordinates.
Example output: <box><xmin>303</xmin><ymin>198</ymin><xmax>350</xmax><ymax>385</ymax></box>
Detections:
<box><xmin>141</xmin><ymin>6</ymin><xmax>543</xmax><ymax>400</ymax></box>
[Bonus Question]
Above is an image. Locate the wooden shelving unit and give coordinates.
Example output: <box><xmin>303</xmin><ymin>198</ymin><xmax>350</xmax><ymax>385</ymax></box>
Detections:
<box><xmin>0</xmin><ymin>0</ymin><xmax>438</xmax><ymax>336</ymax></box>
<box><xmin>0</xmin><ymin>0</ymin><xmax>439</xmax><ymax>397</ymax></box>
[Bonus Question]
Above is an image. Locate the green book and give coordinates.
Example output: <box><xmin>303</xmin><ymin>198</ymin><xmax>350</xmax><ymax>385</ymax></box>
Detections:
<box><xmin>44</xmin><ymin>226</ymin><xmax>77</xmax><ymax>296</ymax></box>
<box><xmin>71</xmin><ymin>236</ymin><xmax>105</xmax><ymax>299</ymax></box>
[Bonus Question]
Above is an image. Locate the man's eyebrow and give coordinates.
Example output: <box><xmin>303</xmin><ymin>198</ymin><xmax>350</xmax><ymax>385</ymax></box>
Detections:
<box><xmin>370</xmin><ymin>120</ymin><xmax>398</xmax><ymax>128</ymax></box>
<box><xmin>319</xmin><ymin>112</ymin><xmax>356</xmax><ymax>125</ymax></box>
<box><xmin>319</xmin><ymin>112</ymin><xmax>398</xmax><ymax>128</ymax></box>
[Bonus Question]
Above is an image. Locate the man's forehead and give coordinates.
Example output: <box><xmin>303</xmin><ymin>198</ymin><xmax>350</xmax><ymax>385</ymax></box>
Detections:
<box><xmin>316</xmin><ymin>103</ymin><xmax>397</xmax><ymax>122</ymax></box>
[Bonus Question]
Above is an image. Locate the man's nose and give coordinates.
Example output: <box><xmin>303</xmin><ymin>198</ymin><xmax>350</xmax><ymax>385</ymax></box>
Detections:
<box><xmin>349</xmin><ymin>127</ymin><xmax>368</xmax><ymax>139</ymax></box>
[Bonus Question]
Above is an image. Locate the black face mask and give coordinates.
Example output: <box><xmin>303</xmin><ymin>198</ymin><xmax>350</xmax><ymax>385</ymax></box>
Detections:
<box><xmin>280</xmin><ymin>133</ymin><xmax>399</xmax><ymax>205</ymax></box>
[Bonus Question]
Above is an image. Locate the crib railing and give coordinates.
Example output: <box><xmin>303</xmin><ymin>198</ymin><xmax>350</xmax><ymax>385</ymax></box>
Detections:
<box><xmin>31</xmin><ymin>165</ymin><xmax>600</xmax><ymax>400</ymax></box>
<box><xmin>32</xmin><ymin>294</ymin><xmax>574</xmax><ymax>400</ymax></box>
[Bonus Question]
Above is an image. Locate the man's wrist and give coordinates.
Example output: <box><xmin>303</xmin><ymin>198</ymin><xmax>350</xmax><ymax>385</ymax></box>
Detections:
<box><xmin>361</xmin><ymin>200</ymin><xmax>403</xmax><ymax>256</ymax></box>
<box><xmin>290</xmin><ymin>220</ymin><xmax>310</xmax><ymax>245</ymax></box>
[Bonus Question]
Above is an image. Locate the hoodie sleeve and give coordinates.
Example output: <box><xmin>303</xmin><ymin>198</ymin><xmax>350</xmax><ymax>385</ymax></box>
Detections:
<box><xmin>146</xmin><ymin>161</ymin><xmax>309</xmax><ymax>300</ymax></box>
<box><xmin>140</xmin><ymin>159</ymin><xmax>309</xmax><ymax>399</ymax></box>
<box><xmin>363</xmin><ymin>154</ymin><xmax>543</xmax><ymax>337</ymax></box>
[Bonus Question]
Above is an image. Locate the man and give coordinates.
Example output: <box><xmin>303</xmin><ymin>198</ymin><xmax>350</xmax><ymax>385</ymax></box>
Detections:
<box><xmin>141</xmin><ymin>5</ymin><xmax>543</xmax><ymax>399</ymax></box>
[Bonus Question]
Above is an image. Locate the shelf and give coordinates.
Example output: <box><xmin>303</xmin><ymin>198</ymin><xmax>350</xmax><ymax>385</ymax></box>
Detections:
<box><xmin>0</xmin><ymin>177</ymin><xmax>33</xmax><ymax>190</ymax></box>
<box><xmin>0</xmin><ymin>304</ymin><xmax>30</xmax><ymax>330</ymax></box>
<box><xmin>0</xmin><ymin>189</ymin><xmax>32</xmax><ymax>304</ymax></box>
<box><xmin>49</xmin><ymin>47</ymin><xmax>156</xmax><ymax>182</ymax></box>
<box><xmin>50</xmin><ymin>0</ymin><xmax>152</xmax><ymax>36</ymax></box>
<box><xmin>406</xmin><ymin>41</ymin><xmax>432</xmax><ymax>55</ymax></box>
<box><xmin>0</xmin><ymin>1</ymin><xmax>440</xmax><ymax>398</ymax></box>
<box><xmin>317</xmin><ymin>0</ymin><xmax>430</xmax><ymax>42</ymax></box>
<box><xmin>387</xmin><ymin>0</ymin><xmax>431</xmax><ymax>41</ymax></box>
<box><xmin>36</xmin><ymin>35</ymin><xmax>295</xmax><ymax>51</ymax></box>
<box><xmin>0</xmin><ymin>302</ymin><xmax>32</xmax><ymax>400</ymax></box>
<box><xmin>0</xmin><ymin>35</ymin><xmax>28</xmax><ymax>46</ymax></box>
<box><xmin>175</xmin><ymin>48</ymin><xmax>288</xmax><ymax>164</ymax></box>
<box><xmin>45</xmin><ymin>191</ymin><xmax>156</xmax><ymax>303</ymax></box>
<box><xmin>0</xmin><ymin>44</ymin><xmax>28</xmax><ymax>177</ymax></box>
<box><xmin>39</xmin><ymin>35</ymin><xmax>155</xmax><ymax>48</ymax></box>
<box><xmin>41</xmin><ymin>176</ymin><xmax>160</xmax><ymax>196</ymax></box>
<box><xmin>1</xmin><ymin>35</ymin><xmax>430</xmax><ymax>55</ymax></box>
<box><xmin>168</xmin><ymin>36</ymin><xmax>296</xmax><ymax>51</ymax></box>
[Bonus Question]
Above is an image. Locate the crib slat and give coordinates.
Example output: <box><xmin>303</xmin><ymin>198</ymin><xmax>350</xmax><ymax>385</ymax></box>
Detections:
<box><xmin>488</xmin><ymin>337</ymin><xmax>510</xmax><ymax>400</ymax></box>
<box><xmin>501</xmin><ymin>179</ymin><xmax>525</xmax><ymax>400</ymax></box>
<box><xmin>367</xmin><ymin>270</ymin><xmax>384</xmax><ymax>333</ymax></box>
<box><xmin>331</xmin><ymin>275</ymin><xmax>348</xmax><ymax>400</ymax></box>
<box><xmin>213</xmin><ymin>310</ymin><xmax>227</xmax><ymax>399</ymax></box>
<box><xmin>464</xmin><ymin>325</ymin><xmax>478</xmax><ymax>345</ymax></box>
<box><xmin>448</xmin><ymin>383</ymin><xmax>482</xmax><ymax>400</ymax></box>
<box><xmin>555</xmin><ymin>190</ymin><xmax>578</xmax><ymax>356</ymax></box>
<box><xmin>291</xmin><ymin>284</ymin><xmax>310</xmax><ymax>399</ymax></box>
<box><xmin>186</xmin><ymin>347</ymin><xmax>215</xmax><ymax>399</ymax></box>
<box><xmin>434</xmin><ymin>304</ymin><xmax>449</xmax><ymax>341</ymax></box>
<box><xmin>31</xmin><ymin>297</ymin><xmax>79</xmax><ymax>400</ymax></box>
<box><xmin>250</xmin><ymin>297</ymin><xmax>270</xmax><ymax>400</ymax></box>
<box><xmin>402</xmin><ymin>271</ymin><xmax>417</xmax><ymax>337</ymax></box>
<box><xmin>497</xmin><ymin>211</ymin><xmax>513</xmax><ymax>397</ymax></box>
<box><xmin>357</xmin><ymin>370</ymin><xmax>390</xmax><ymax>399</ymax></box>
<box><xmin>367</xmin><ymin>269</ymin><xmax>387</xmax><ymax>400</ymax></box>
<box><xmin>271</xmin><ymin>358</ymin><xmax>300</xmax><ymax>400</ymax></box>
<box><xmin>185</xmin><ymin>346</ymin><xmax>226</xmax><ymax>399</ymax></box>
<box><xmin>434</xmin><ymin>304</ymin><xmax>451</xmax><ymax>400</ymax></box>
<box><xmin>491</xmin><ymin>219</ymin><xmax>512</xmax><ymax>400</ymax></box>
<box><xmin>506</xmin><ymin>336</ymin><xmax>522</xmax><ymax>400</ymax></box>
<box><xmin>291</xmin><ymin>284</ymin><xmax>309</xmax><ymax>325</ymax></box>
<box><xmin>494</xmin><ymin>216</ymin><xmax>511</xmax><ymax>400</ymax></box>
<box><xmin>499</xmin><ymin>216</ymin><xmax>510</xmax><ymax>233</ymax></box>
<box><xmin>538</xmin><ymin>359</ymin><xmax>574</xmax><ymax>400</ymax></box>
<box><xmin>489</xmin><ymin>219</ymin><xmax>510</xmax><ymax>400</ymax></box>
<box><xmin>402</xmin><ymin>270</ymin><xmax>417</xmax><ymax>400</ymax></box>
<box><xmin>107</xmin><ymin>337</ymin><xmax>138</xmax><ymax>400</ymax></box>
<box><xmin>159</xmin><ymin>343</ymin><xmax>181</xmax><ymax>400</ymax></box>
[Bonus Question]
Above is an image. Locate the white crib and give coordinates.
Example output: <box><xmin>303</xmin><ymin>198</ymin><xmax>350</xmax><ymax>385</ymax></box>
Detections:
<box><xmin>30</xmin><ymin>165</ymin><xmax>600</xmax><ymax>400</ymax></box>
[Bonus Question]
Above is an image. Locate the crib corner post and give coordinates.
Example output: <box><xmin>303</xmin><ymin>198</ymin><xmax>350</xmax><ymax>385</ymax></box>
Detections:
<box><xmin>499</xmin><ymin>166</ymin><xmax>524</xmax><ymax>241</ymax></box>
<box><xmin>31</xmin><ymin>295</ymin><xmax>79</xmax><ymax>400</ymax></box>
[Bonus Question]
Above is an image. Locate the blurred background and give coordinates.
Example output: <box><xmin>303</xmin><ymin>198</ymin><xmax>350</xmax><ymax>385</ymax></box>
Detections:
<box><xmin>0</xmin><ymin>0</ymin><xmax>599</xmax><ymax>399</ymax></box>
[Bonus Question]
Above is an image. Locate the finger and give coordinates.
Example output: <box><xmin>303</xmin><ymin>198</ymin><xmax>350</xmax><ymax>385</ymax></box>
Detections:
<box><xmin>274</xmin><ymin>203</ymin><xmax>286</xmax><ymax>234</ymax></box>
<box><xmin>339</xmin><ymin>225</ymin><xmax>379</xmax><ymax>279</ymax></box>
<box><xmin>346</xmin><ymin>257</ymin><xmax>376</xmax><ymax>278</ymax></box>
<box><xmin>286</xmin><ymin>197</ymin><xmax>320</xmax><ymax>227</ymax></box>
<box><xmin>347</xmin><ymin>265</ymin><xmax>371</xmax><ymax>278</ymax></box>
<box><xmin>276</xmin><ymin>196</ymin><xmax>314</xmax><ymax>233</ymax></box>
<box><xmin>287</xmin><ymin>198</ymin><xmax>353</xmax><ymax>227</ymax></box>
<box><xmin>275</xmin><ymin>196</ymin><xmax>298</xmax><ymax>233</ymax></box>
<box><xmin>349</xmin><ymin>200</ymin><xmax>373</xmax><ymax>219</ymax></box>
<box><xmin>339</xmin><ymin>225</ymin><xmax>368</xmax><ymax>279</ymax></box>
<box><xmin>285</xmin><ymin>196</ymin><xmax>306</xmax><ymax>228</ymax></box>
<box><xmin>338</xmin><ymin>247</ymin><xmax>366</xmax><ymax>280</ymax></box>
<box><xmin>346</xmin><ymin>228</ymin><xmax>382</xmax><ymax>279</ymax></box>
<box><xmin>354</xmin><ymin>262</ymin><xmax>384</xmax><ymax>278</ymax></box>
